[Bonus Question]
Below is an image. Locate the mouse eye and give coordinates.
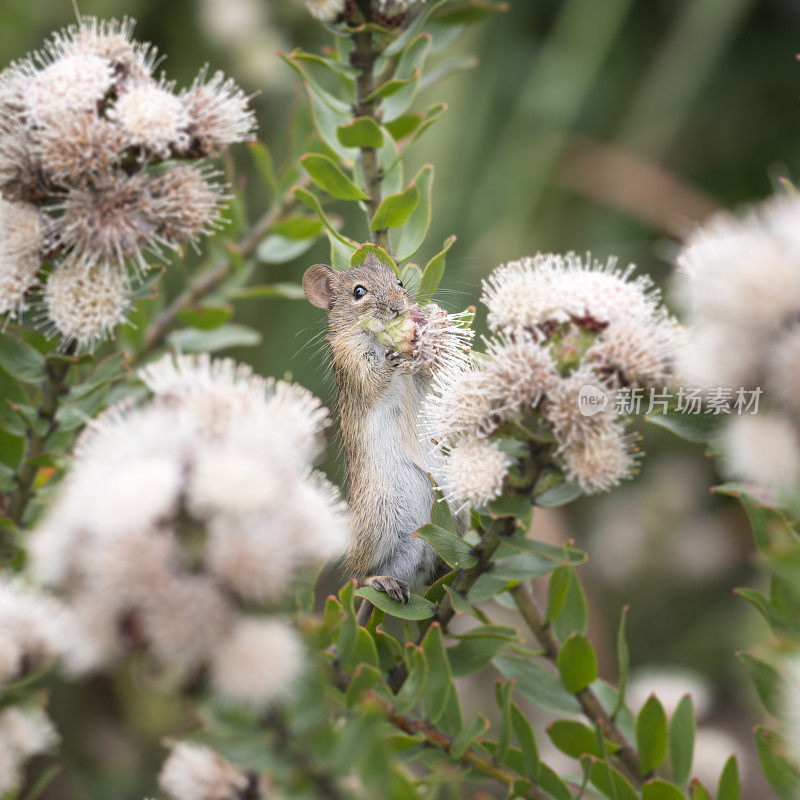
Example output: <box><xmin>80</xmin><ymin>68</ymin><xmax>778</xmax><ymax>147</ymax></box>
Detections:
<box><xmin>353</xmin><ymin>285</ymin><xmax>367</xmax><ymax>300</ymax></box>
<box><xmin>397</xmin><ymin>279</ymin><xmax>403</xmax><ymax>288</ymax></box>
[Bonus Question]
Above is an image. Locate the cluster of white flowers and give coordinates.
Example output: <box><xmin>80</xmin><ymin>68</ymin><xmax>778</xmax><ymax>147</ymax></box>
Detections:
<box><xmin>676</xmin><ymin>195</ymin><xmax>800</xmax><ymax>492</ymax></box>
<box><xmin>158</xmin><ymin>740</ymin><xmax>267</xmax><ymax>800</ymax></box>
<box><xmin>0</xmin><ymin>17</ymin><xmax>256</xmax><ymax>349</ymax></box>
<box><xmin>426</xmin><ymin>253</ymin><xmax>681</xmax><ymax>505</ymax></box>
<box><xmin>29</xmin><ymin>354</ymin><xmax>346</xmax><ymax>708</ymax></box>
<box><xmin>0</xmin><ymin>578</ymin><xmax>62</xmax><ymax>795</ymax></box>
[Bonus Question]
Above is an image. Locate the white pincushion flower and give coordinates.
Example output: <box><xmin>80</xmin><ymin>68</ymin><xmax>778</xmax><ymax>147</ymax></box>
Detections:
<box><xmin>440</xmin><ymin>437</ymin><xmax>510</xmax><ymax>509</ymax></box>
<box><xmin>677</xmin><ymin>196</ymin><xmax>800</xmax><ymax>329</ymax></box>
<box><xmin>29</xmin><ymin>354</ymin><xmax>343</xmax><ymax>678</ymax></box>
<box><xmin>43</xmin><ymin>263</ymin><xmax>128</xmax><ymax>348</ymax></box>
<box><xmin>558</xmin><ymin>423</ymin><xmax>639</xmax><ymax>494</ymax></box>
<box><xmin>587</xmin><ymin>311</ymin><xmax>683</xmax><ymax>389</ymax></box>
<box><xmin>722</xmin><ymin>413</ymin><xmax>800</xmax><ymax>490</ymax></box>
<box><xmin>544</xmin><ymin>370</ymin><xmax>615</xmax><ymax>447</ymax></box>
<box><xmin>481</xmin><ymin>253</ymin><xmax>660</xmax><ymax>333</ymax></box>
<box><xmin>0</xmin><ymin>707</ymin><xmax>58</xmax><ymax>760</ymax></box>
<box><xmin>24</xmin><ymin>53</ymin><xmax>112</xmax><ymax>125</ymax></box>
<box><xmin>179</xmin><ymin>68</ymin><xmax>256</xmax><ymax>155</ymax></box>
<box><xmin>110</xmin><ymin>82</ymin><xmax>188</xmax><ymax>155</ymax></box>
<box><xmin>210</xmin><ymin>618</ymin><xmax>303</xmax><ymax>708</ymax></box>
<box><xmin>306</xmin><ymin>0</ymin><xmax>347</xmax><ymax>22</ymax></box>
<box><xmin>0</xmin><ymin>198</ymin><xmax>45</xmax><ymax>317</ymax></box>
<box><xmin>158</xmin><ymin>741</ymin><xmax>249</xmax><ymax>800</ymax></box>
<box><xmin>423</xmin><ymin>335</ymin><xmax>558</xmax><ymax>447</ymax></box>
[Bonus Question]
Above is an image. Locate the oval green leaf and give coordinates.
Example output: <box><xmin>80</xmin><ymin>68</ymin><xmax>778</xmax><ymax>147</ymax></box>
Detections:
<box><xmin>354</xmin><ymin>587</ymin><xmax>435</xmax><ymax>620</ymax></box>
<box><xmin>300</xmin><ymin>153</ymin><xmax>369</xmax><ymax>201</ymax></box>
<box><xmin>370</xmin><ymin>181</ymin><xmax>420</xmax><ymax>230</ymax></box>
<box><xmin>556</xmin><ymin>634</ymin><xmax>597</xmax><ymax>693</ymax></box>
<box><xmin>636</xmin><ymin>694</ymin><xmax>668</xmax><ymax>773</ymax></box>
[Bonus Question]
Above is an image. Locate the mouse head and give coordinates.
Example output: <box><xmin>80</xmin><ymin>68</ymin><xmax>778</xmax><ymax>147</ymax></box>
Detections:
<box><xmin>303</xmin><ymin>253</ymin><xmax>414</xmax><ymax>325</ymax></box>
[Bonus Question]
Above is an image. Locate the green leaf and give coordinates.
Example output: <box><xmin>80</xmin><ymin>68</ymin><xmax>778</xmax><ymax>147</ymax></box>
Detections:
<box><xmin>534</xmin><ymin>480</ymin><xmax>584</xmax><ymax>508</ymax></box>
<box><xmin>557</xmin><ymin>634</ymin><xmax>597</xmax><ymax>693</ymax></box>
<box><xmin>690</xmin><ymin>781</ymin><xmax>714</xmax><ymax>800</ymax></box>
<box><xmin>510</xmin><ymin>703</ymin><xmax>540</xmax><ymax>780</ymax></box>
<box><xmin>589</xmin><ymin>759</ymin><xmax>639</xmax><ymax>800</ymax></box>
<box><xmin>383</xmin><ymin>33</ymin><xmax>431</xmax><ymax>122</ymax></box>
<box><xmin>546</xmin><ymin>566</ymin><xmax>570</xmax><ymax>622</ymax></box>
<box><xmin>552</xmin><ymin>569</ymin><xmax>588</xmax><ymax>640</ymax></box>
<box><xmin>177</xmin><ymin>303</ymin><xmax>232</xmax><ymax>330</ymax></box>
<box><xmin>385</xmin><ymin>112</ymin><xmax>423</xmax><ymax>141</ymax></box>
<box><xmin>364</xmin><ymin>71</ymin><xmax>420</xmax><ymax>103</ymax></box>
<box><xmin>717</xmin><ymin>755</ymin><xmax>740</xmax><ymax>800</ymax></box>
<box><xmin>416</xmin><ymin>235</ymin><xmax>456</xmax><ymax>303</ymax></box>
<box><xmin>270</xmin><ymin>215</ymin><xmax>324</xmax><ymax>240</ymax></box>
<box><xmin>434</xmin><ymin>0</ymin><xmax>510</xmax><ymax>25</ymax></box>
<box><xmin>167</xmin><ymin>324</ymin><xmax>261</xmax><ymax>353</ymax></box>
<box><xmin>613</xmin><ymin>605</ymin><xmax>630</xmax><ymax>718</ymax></box>
<box><xmin>413</xmin><ymin>523</ymin><xmax>476</xmax><ymax>570</ymax></box>
<box><xmin>256</xmin><ymin>233</ymin><xmax>319</xmax><ymax>264</ymax></box>
<box><xmin>350</xmin><ymin>242</ymin><xmax>399</xmax><ymax>273</ymax></box>
<box><xmin>428</xmin><ymin>476</ymin><xmax>457</xmax><ymax>533</ymax></box>
<box><xmin>228</xmin><ymin>283</ymin><xmax>306</xmax><ymax>301</ymax></box>
<box><xmin>669</xmin><ymin>694</ymin><xmax>694</xmax><ymax>787</ymax></box>
<box><xmin>395</xmin><ymin>645</ymin><xmax>427</xmax><ymax>713</ymax></box>
<box><xmin>354</xmin><ymin>587</ymin><xmax>435</xmax><ymax>620</ymax></box>
<box><xmin>547</xmin><ymin>720</ymin><xmax>605</xmax><ymax>759</ymax></box>
<box><xmin>294</xmin><ymin>186</ymin><xmax>360</xmax><ymax>247</ymax></box>
<box><xmin>494</xmin><ymin>678</ymin><xmax>513</xmax><ymax>763</ymax></box>
<box><xmin>370</xmin><ymin>181</ymin><xmax>420</xmax><ymax>230</ymax></box>
<box><xmin>337</xmin><ymin>117</ymin><xmax>384</xmax><ymax>149</ymax></box>
<box><xmin>346</xmin><ymin>664</ymin><xmax>383</xmax><ymax>706</ymax></box>
<box><xmin>493</xmin><ymin>655</ymin><xmax>580</xmax><ymax>715</ymax></box>
<box><xmin>753</xmin><ymin>727</ymin><xmax>800</xmax><ymax>800</ymax></box>
<box><xmin>491</xmin><ymin>552</ymin><xmax>570</xmax><ymax>581</ymax></box>
<box><xmin>0</xmin><ymin>334</ymin><xmax>46</xmax><ymax>384</ymax></box>
<box><xmin>636</xmin><ymin>694</ymin><xmax>668</xmax><ymax>773</ymax></box>
<box><xmin>301</xmin><ymin>153</ymin><xmax>369</xmax><ymax>201</ymax></box>
<box><xmin>391</xmin><ymin>165</ymin><xmax>433</xmax><ymax>262</ymax></box>
<box><xmin>737</xmin><ymin>651</ymin><xmax>788</xmax><ymax>718</ymax></box>
<box><xmin>447</xmin><ymin>634</ymin><xmax>509</xmax><ymax>677</ymax></box>
<box><xmin>642</xmin><ymin>780</ymin><xmax>687</xmax><ymax>800</ymax></box>
<box><xmin>645</xmin><ymin>410</ymin><xmax>724</xmax><ymax>443</ymax></box>
<box><xmin>421</xmin><ymin>624</ymin><xmax>453</xmax><ymax>724</ymax></box>
<box><xmin>56</xmin><ymin>383</ymin><xmax>110</xmax><ymax>431</ymax></box>
<box><xmin>450</xmin><ymin>713</ymin><xmax>489</xmax><ymax>758</ymax></box>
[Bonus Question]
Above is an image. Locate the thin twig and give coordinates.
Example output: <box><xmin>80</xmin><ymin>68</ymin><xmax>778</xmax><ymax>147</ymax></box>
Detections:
<box><xmin>5</xmin><ymin>350</ymin><xmax>74</xmax><ymax>534</ymax></box>
<box><xmin>138</xmin><ymin>179</ymin><xmax>308</xmax><ymax>361</ymax></box>
<box><xmin>509</xmin><ymin>583</ymin><xmax>643</xmax><ymax>785</ymax></box>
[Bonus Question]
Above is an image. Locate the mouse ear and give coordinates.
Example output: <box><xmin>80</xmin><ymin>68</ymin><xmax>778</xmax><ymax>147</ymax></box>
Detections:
<box><xmin>303</xmin><ymin>263</ymin><xmax>337</xmax><ymax>310</ymax></box>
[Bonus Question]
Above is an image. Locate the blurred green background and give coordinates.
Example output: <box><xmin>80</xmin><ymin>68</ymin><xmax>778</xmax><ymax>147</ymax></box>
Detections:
<box><xmin>2</xmin><ymin>0</ymin><xmax>798</xmax><ymax>797</ymax></box>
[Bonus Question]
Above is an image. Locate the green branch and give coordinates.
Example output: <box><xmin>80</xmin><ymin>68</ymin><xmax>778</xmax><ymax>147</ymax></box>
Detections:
<box><xmin>352</xmin><ymin>31</ymin><xmax>390</xmax><ymax>250</ymax></box>
<box><xmin>510</xmin><ymin>583</ymin><xmax>643</xmax><ymax>785</ymax></box>
<box><xmin>6</xmin><ymin>350</ymin><xmax>73</xmax><ymax>534</ymax></box>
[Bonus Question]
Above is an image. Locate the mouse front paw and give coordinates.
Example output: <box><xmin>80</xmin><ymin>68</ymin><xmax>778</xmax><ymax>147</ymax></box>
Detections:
<box><xmin>364</xmin><ymin>574</ymin><xmax>411</xmax><ymax>604</ymax></box>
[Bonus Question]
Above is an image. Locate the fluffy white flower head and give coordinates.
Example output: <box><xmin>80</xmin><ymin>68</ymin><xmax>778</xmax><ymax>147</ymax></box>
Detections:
<box><xmin>440</xmin><ymin>436</ymin><xmax>510</xmax><ymax>510</ymax></box>
<box><xmin>210</xmin><ymin>618</ymin><xmax>303</xmax><ymax>709</ymax></box>
<box><xmin>159</xmin><ymin>741</ymin><xmax>249</xmax><ymax>800</ymax></box>
<box><xmin>25</xmin><ymin>53</ymin><xmax>112</xmax><ymax>124</ymax></box>
<box><xmin>111</xmin><ymin>83</ymin><xmax>188</xmax><ymax>154</ymax></box>
<box><xmin>44</xmin><ymin>264</ymin><xmax>128</xmax><ymax>348</ymax></box>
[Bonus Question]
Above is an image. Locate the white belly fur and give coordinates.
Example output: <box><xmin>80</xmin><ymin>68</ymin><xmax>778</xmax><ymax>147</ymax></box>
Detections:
<box><xmin>363</xmin><ymin>370</ymin><xmax>443</xmax><ymax>591</ymax></box>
